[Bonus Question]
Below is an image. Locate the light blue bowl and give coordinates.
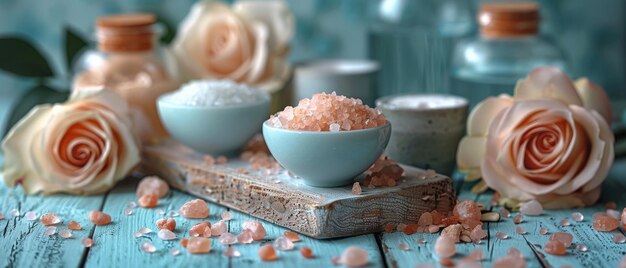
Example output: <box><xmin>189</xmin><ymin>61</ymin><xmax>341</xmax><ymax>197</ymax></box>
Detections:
<box><xmin>263</xmin><ymin>121</ymin><xmax>391</xmax><ymax>187</ymax></box>
<box><xmin>157</xmin><ymin>96</ymin><xmax>270</xmax><ymax>155</ymax></box>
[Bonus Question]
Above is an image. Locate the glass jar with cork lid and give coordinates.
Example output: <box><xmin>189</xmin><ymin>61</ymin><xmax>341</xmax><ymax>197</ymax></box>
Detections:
<box><xmin>450</xmin><ymin>2</ymin><xmax>568</xmax><ymax>107</ymax></box>
<box><xmin>72</xmin><ymin>13</ymin><xmax>179</xmax><ymax>143</ymax></box>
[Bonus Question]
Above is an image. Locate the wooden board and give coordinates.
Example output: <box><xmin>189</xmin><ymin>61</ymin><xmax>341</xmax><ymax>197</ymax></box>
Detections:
<box><xmin>140</xmin><ymin>140</ymin><xmax>456</xmax><ymax>239</ymax></box>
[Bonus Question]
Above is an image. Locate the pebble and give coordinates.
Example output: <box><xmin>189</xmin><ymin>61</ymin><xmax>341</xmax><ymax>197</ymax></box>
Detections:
<box><xmin>340</xmin><ymin>246</ymin><xmax>369</xmax><ymax>267</ymax></box>
<box><xmin>559</xmin><ymin>219</ymin><xmax>571</xmax><ymax>227</ymax></box>
<box><xmin>273</xmin><ymin>236</ymin><xmax>295</xmax><ymax>251</ymax></box>
<box><xmin>259</xmin><ymin>244</ymin><xmax>278</xmax><ymax>261</ymax></box>
<box><xmin>434</xmin><ymin>236</ymin><xmax>456</xmax><ymax>258</ymax></box>
<box><xmin>187</xmin><ymin>237</ymin><xmax>212</xmax><ymax>254</ymax></box>
<box><xmin>441</xmin><ymin>224</ymin><xmax>462</xmax><ymax>243</ymax></box>
<box><xmin>242</xmin><ymin>221</ymin><xmax>266</xmax><ymax>240</ymax></box>
<box><xmin>156</xmin><ymin>218</ymin><xmax>176</xmax><ymax>231</ymax></box>
<box><xmin>179</xmin><ymin>199</ymin><xmax>210</xmax><ymax>219</ymax></box>
<box><xmin>136</xmin><ymin>176</ymin><xmax>169</xmax><ymax>198</ymax></box>
<box><xmin>470</xmin><ymin>225</ymin><xmax>487</xmax><ymax>241</ymax></box>
<box><xmin>481</xmin><ymin>212</ymin><xmax>500</xmax><ymax>222</ymax></box>
<box><xmin>575</xmin><ymin>243</ymin><xmax>588</xmax><ymax>252</ymax></box>
<box><xmin>138</xmin><ymin>193</ymin><xmax>159</xmax><ymax>208</ymax></box>
<box><xmin>519</xmin><ymin>200</ymin><xmax>543</xmax><ymax>216</ymax></box>
<box><xmin>88</xmin><ymin>210</ymin><xmax>111</xmax><ymax>225</ymax></box>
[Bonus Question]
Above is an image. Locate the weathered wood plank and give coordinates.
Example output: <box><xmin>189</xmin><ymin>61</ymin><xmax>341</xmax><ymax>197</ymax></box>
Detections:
<box><xmin>141</xmin><ymin>140</ymin><xmax>456</xmax><ymax>238</ymax></box>
<box><xmin>0</xmin><ymin>178</ymin><xmax>106</xmax><ymax>268</ymax></box>
<box><xmin>84</xmin><ymin>177</ymin><xmax>229</xmax><ymax>268</ymax></box>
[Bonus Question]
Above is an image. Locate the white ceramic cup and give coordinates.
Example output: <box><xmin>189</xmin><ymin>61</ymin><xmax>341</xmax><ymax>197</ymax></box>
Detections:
<box><xmin>293</xmin><ymin>59</ymin><xmax>379</xmax><ymax>106</ymax></box>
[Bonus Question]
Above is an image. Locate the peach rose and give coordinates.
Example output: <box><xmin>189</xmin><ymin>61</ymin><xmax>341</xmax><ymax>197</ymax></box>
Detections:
<box><xmin>457</xmin><ymin>67</ymin><xmax>614</xmax><ymax>209</ymax></box>
<box><xmin>2</xmin><ymin>88</ymin><xmax>140</xmax><ymax>195</ymax></box>
<box><xmin>170</xmin><ymin>0</ymin><xmax>293</xmax><ymax>93</ymax></box>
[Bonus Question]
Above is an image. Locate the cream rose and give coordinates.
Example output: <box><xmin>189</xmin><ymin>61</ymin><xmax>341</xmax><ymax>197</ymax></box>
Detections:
<box><xmin>457</xmin><ymin>67</ymin><xmax>614</xmax><ymax>209</ymax></box>
<box><xmin>170</xmin><ymin>0</ymin><xmax>294</xmax><ymax>93</ymax></box>
<box><xmin>2</xmin><ymin>88</ymin><xmax>140</xmax><ymax>195</ymax></box>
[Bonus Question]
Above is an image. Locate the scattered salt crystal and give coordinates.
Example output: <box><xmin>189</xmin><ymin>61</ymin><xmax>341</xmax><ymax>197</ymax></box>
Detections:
<box><xmin>139</xmin><ymin>227</ymin><xmax>153</xmax><ymax>234</ymax></box>
<box><xmin>82</xmin><ymin>237</ymin><xmax>94</xmax><ymax>247</ymax></box>
<box><xmin>515</xmin><ymin>226</ymin><xmax>526</xmax><ymax>234</ymax></box>
<box><xmin>274</xmin><ymin>236</ymin><xmax>295</xmax><ymax>251</ymax></box>
<box><xmin>470</xmin><ymin>225</ymin><xmax>487</xmax><ymax>242</ymax></box>
<box><xmin>25</xmin><ymin>211</ymin><xmax>37</xmax><ymax>221</ymax></box>
<box><xmin>88</xmin><ymin>210</ymin><xmax>111</xmax><ymax>225</ymax></box>
<box><xmin>211</xmin><ymin>220</ymin><xmax>227</xmax><ymax>236</ymax></box>
<box><xmin>550</xmin><ymin>232</ymin><xmax>573</xmax><ymax>247</ymax></box>
<box><xmin>284</xmin><ymin>231</ymin><xmax>301</xmax><ymax>242</ymax></box>
<box><xmin>507</xmin><ymin>248</ymin><xmax>521</xmax><ymax>258</ymax></box>
<box><xmin>156</xmin><ymin>218</ymin><xmax>176</xmax><ymax>231</ymax></box>
<box><xmin>329</xmin><ymin>123</ymin><xmax>340</xmax><ymax>132</ymax></box>
<box><xmin>136</xmin><ymin>176</ymin><xmax>170</xmax><ymax>198</ymax></box>
<box><xmin>559</xmin><ymin>219</ymin><xmax>571</xmax><ymax>227</ymax></box>
<box><xmin>453</xmin><ymin>200</ymin><xmax>481</xmax><ymax>222</ymax></box>
<box><xmin>40</xmin><ymin>213</ymin><xmax>61</xmax><ymax>225</ymax></box>
<box><xmin>67</xmin><ymin>221</ymin><xmax>82</xmax><ymax>230</ymax></box>
<box><xmin>500</xmin><ymin>209</ymin><xmax>511</xmax><ymax>218</ymax></box>
<box><xmin>340</xmin><ymin>246</ymin><xmax>369</xmax><ymax>267</ymax></box>
<box><xmin>613</xmin><ymin>234</ymin><xmax>626</xmax><ymax>244</ymax></box>
<box><xmin>352</xmin><ymin>182</ymin><xmax>362</xmax><ymax>195</ymax></box>
<box><xmin>142</xmin><ymin>242</ymin><xmax>157</xmax><ymax>253</ymax></box>
<box><xmin>158</xmin><ymin>229</ymin><xmax>176</xmax><ymax>240</ymax></box>
<box><xmin>10</xmin><ymin>208</ymin><xmax>19</xmax><ymax>217</ymax></box>
<box><xmin>441</xmin><ymin>224</ymin><xmax>461</xmax><ymax>243</ymax></box>
<box><xmin>300</xmin><ymin>247</ymin><xmax>314</xmax><ymax>258</ymax></box>
<box><xmin>622</xmin><ymin>208</ymin><xmax>626</xmax><ymax>227</ymax></box>
<box><xmin>513</xmin><ymin>214</ymin><xmax>523</xmax><ymax>224</ymax></box>
<box><xmin>168</xmin><ymin>211</ymin><xmax>179</xmax><ymax>217</ymax></box>
<box><xmin>434</xmin><ymin>236</ymin><xmax>456</xmax><ymax>258</ymax></box>
<box><xmin>575</xmin><ymin>244</ymin><xmax>588</xmax><ymax>252</ymax></box>
<box><xmin>519</xmin><ymin>200</ymin><xmax>543</xmax><ymax>216</ymax></box>
<box><xmin>493</xmin><ymin>254</ymin><xmax>526</xmax><ymax>267</ymax></box>
<box><xmin>133</xmin><ymin>232</ymin><xmax>142</xmax><ymax>238</ymax></box>
<box><xmin>221</xmin><ymin>211</ymin><xmax>232</xmax><ymax>221</ymax></box>
<box><xmin>242</xmin><ymin>221</ymin><xmax>266</xmax><ymax>240</ymax></box>
<box><xmin>219</xmin><ymin>232</ymin><xmax>237</xmax><ymax>245</ymax></box>
<box><xmin>179</xmin><ymin>199</ymin><xmax>209</xmax><ymax>219</ymax></box>
<box><xmin>544</xmin><ymin>240</ymin><xmax>566</xmax><ymax>255</ymax></box>
<box><xmin>593</xmin><ymin>213</ymin><xmax>619</xmax><ymax>231</ymax></box>
<box><xmin>539</xmin><ymin>227</ymin><xmax>549</xmax><ymax>235</ymax></box>
<box><xmin>44</xmin><ymin>226</ymin><xmax>57</xmax><ymax>236</ymax></box>
<box><xmin>237</xmin><ymin>229</ymin><xmax>254</xmax><ymax>244</ymax></box>
<box><xmin>124</xmin><ymin>208</ymin><xmax>133</xmax><ymax>216</ymax></box>
<box><xmin>416</xmin><ymin>238</ymin><xmax>426</xmax><ymax>244</ymax></box>
<box><xmin>170</xmin><ymin>248</ymin><xmax>180</xmax><ymax>256</ymax></box>
<box><xmin>259</xmin><ymin>244</ymin><xmax>278</xmax><ymax>261</ymax></box>
<box><xmin>495</xmin><ymin>232</ymin><xmax>509</xmax><ymax>240</ymax></box>
<box><xmin>138</xmin><ymin>193</ymin><xmax>158</xmax><ymax>208</ymax></box>
<box><xmin>398</xmin><ymin>243</ymin><xmax>410</xmax><ymax>251</ymax></box>
<box><xmin>59</xmin><ymin>230</ymin><xmax>72</xmax><ymax>239</ymax></box>
<box><xmin>189</xmin><ymin>222</ymin><xmax>211</xmax><ymax>237</ymax></box>
<box><xmin>156</xmin><ymin>209</ymin><xmax>165</xmax><ymax>215</ymax></box>
<box><xmin>162</xmin><ymin>80</ymin><xmax>269</xmax><ymax>107</ymax></box>
<box><xmin>187</xmin><ymin>237</ymin><xmax>212</xmax><ymax>254</ymax></box>
<box><xmin>469</xmin><ymin>249</ymin><xmax>483</xmax><ymax>261</ymax></box>
<box><xmin>571</xmin><ymin>212</ymin><xmax>584</xmax><ymax>222</ymax></box>
<box><xmin>127</xmin><ymin>201</ymin><xmax>137</xmax><ymax>209</ymax></box>
<box><xmin>607</xmin><ymin>209</ymin><xmax>620</xmax><ymax>219</ymax></box>
<box><xmin>224</xmin><ymin>246</ymin><xmax>241</xmax><ymax>258</ymax></box>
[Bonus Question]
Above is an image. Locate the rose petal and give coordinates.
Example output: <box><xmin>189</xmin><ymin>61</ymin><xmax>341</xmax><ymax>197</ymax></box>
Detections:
<box><xmin>234</xmin><ymin>0</ymin><xmax>294</xmax><ymax>55</ymax></box>
<box><xmin>514</xmin><ymin>67</ymin><xmax>583</xmax><ymax>106</ymax></box>
<box><xmin>574</xmin><ymin>78</ymin><xmax>613</xmax><ymax>123</ymax></box>
<box><xmin>456</xmin><ymin>137</ymin><xmax>486</xmax><ymax>170</ymax></box>
<box><xmin>467</xmin><ymin>95</ymin><xmax>513</xmax><ymax>136</ymax></box>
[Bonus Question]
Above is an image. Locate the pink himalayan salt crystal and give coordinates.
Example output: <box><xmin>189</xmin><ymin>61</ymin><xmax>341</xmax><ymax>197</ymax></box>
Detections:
<box><xmin>274</xmin><ymin>236</ymin><xmax>295</xmax><ymax>251</ymax></box>
<box><xmin>544</xmin><ymin>240</ymin><xmax>566</xmax><ymax>255</ymax></box>
<box><xmin>179</xmin><ymin>199</ymin><xmax>210</xmax><ymax>219</ymax></box>
<box><xmin>513</xmin><ymin>214</ymin><xmax>523</xmax><ymax>224</ymax></box>
<box><xmin>416</xmin><ymin>238</ymin><xmax>426</xmax><ymax>244</ymax></box>
<box><xmin>156</xmin><ymin>218</ymin><xmax>176</xmax><ymax>231</ymax></box>
<box><xmin>136</xmin><ymin>176</ymin><xmax>169</xmax><ymax>198</ymax></box>
<box><xmin>469</xmin><ymin>249</ymin><xmax>483</xmax><ymax>261</ymax></box>
<box><xmin>219</xmin><ymin>232</ymin><xmax>237</xmax><ymax>245</ymax></box>
<box><xmin>575</xmin><ymin>244</ymin><xmax>588</xmax><ymax>252</ymax></box>
<box><xmin>169</xmin><ymin>211</ymin><xmax>180</xmax><ymax>217</ymax></box>
<box><xmin>607</xmin><ymin>209</ymin><xmax>620</xmax><ymax>219</ymax></box>
<box><xmin>516</xmin><ymin>226</ymin><xmax>526</xmax><ymax>234</ymax></box>
<box><xmin>453</xmin><ymin>200</ymin><xmax>481</xmax><ymax>222</ymax></box>
<box><xmin>40</xmin><ymin>213</ymin><xmax>61</xmax><ymax>225</ymax></box>
<box><xmin>187</xmin><ymin>237</ymin><xmax>212</xmax><ymax>254</ymax></box>
<box><xmin>68</xmin><ymin>221</ymin><xmax>82</xmax><ymax>230</ymax></box>
<box><xmin>237</xmin><ymin>229</ymin><xmax>254</xmax><ymax>244</ymax></box>
<box><xmin>352</xmin><ymin>182</ymin><xmax>362</xmax><ymax>195</ymax></box>
<box><xmin>221</xmin><ymin>211</ymin><xmax>232</xmax><ymax>221</ymax></box>
<box><xmin>224</xmin><ymin>246</ymin><xmax>241</xmax><ymax>258</ymax></box>
<box><xmin>550</xmin><ymin>232</ymin><xmax>573</xmax><ymax>247</ymax></box>
<box><xmin>44</xmin><ymin>226</ymin><xmax>57</xmax><ymax>236</ymax></box>
<box><xmin>435</xmin><ymin>236</ymin><xmax>456</xmax><ymax>258</ymax></box>
<box><xmin>418</xmin><ymin>212</ymin><xmax>434</xmax><ymax>226</ymax></box>
<box><xmin>170</xmin><ymin>248</ymin><xmax>180</xmax><ymax>256</ymax></box>
<box><xmin>398</xmin><ymin>243</ymin><xmax>410</xmax><ymax>251</ymax></box>
<box><xmin>301</xmin><ymin>247</ymin><xmax>314</xmax><ymax>258</ymax></box>
<box><xmin>259</xmin><ymin>244</ymin><xmax>278</xmax><ymax>261</ymax></box>
<box><xmin>127</xmin><ymin>201</ymin><xmax>137</xmax><ymax>209</ymax></box>
<box><xmin>284</xmin><ymin>231</ymin><xmax>301</xmax><ymax>242</ymax></box>
<box><xmin>242</xmin><ymin>221</ymin><xmax>266</xmax><ymax>240</ymax></box>
<box><xmin>500</xmin><ymin>209</ymin><xmax>511</xmax><ymax>218</ymax></box>
<box><xmin>428</xmin><ymin>225</ymin><xmax>440</xmax><ymax>233</ymax></box>
<box><xmin>82</xmin><ymin>238</ymin><xmax>94</xmax><ymax>247</ymax></box>
<box><xmin>571</xmin><ymin>212</ymin><xmax>584</xmax><ymax>222</ymax></box>
<box><xmin>59</xmin><ymin>230</ymin><xmax>72</xmax><ymax>239</ymax></box>
<box><xmin>156</xmin><ymin>209</ymin><xmax>165</xmax><ymax>215</ymax></box>
<box><xmin>268</xmin><ymin>92</ymin><xmax>387</xmax><ymax>131</ymax></box>
<box><xmin>593</xmin><ymin>213</ymin><xmax>619</xmax><ymax>231</ymax></box>
<box><xmin>493</xmin><ymin>254</ymin><xmax>526</xmax><ymax>268</ymax></box>
<box><xmin>158</xmin><ymin>229</ymin><xmax>176</xmax><ymax>240</ymax></box>
<box><xmin>470</xmin><ymin>225</ymin><xmax>487</xmax><ymax>242</ymax></box>
<box><xmin>189</xmin><ymin>222</ymin><xmax>211</xmax><ymax>237</ymax></box>
<box><xmin>124</xmin><ymin>208</ymin><xmax>133</xmax><ymax>216</ymax></box>
<box><xmin>396</xmin><ymin>223</ymin><xmax>407</xmax><ymax>232</ymax></box>
<box><xmin>496</xmin><ymin>232</ymin><xmax>509</xmax><ymax>240</ymax></box>
<box><xmin>507</xmin><ymin>248</ymin><xmax>521</xmax><ymax>258</ymax></box>
<box><xmin>211</xmin><ymin>220</ymin><xmax>227</xmax><ymax>236</ymax></box>
<box><xmin>364</xmin><ymin>156</ymin><xmax>404</xmax><ymax>187</ymax></box>
<box><xmin>539</xmin><ymin>227</ymin><xmax>549</xmax><ymax>235</ymax></box>
<box><xmin>519</xmin><ymin>199</ymin><xmax>543</xmax><ymax>216</ymax></box>
<box><xmin>142</xmin><ymin>242</ymin><xmax>157</xmax><ymax>253</ymax></box>
<box><xmin>441</xmin><ymin>224</ymin><xmax>462</xmax><ymax>243</ymax></box>
<box><xmin>622</xmin><ymin>208</ymin><xmax>626</xmax><ymax>227</ymax></box>
<box><xmin>621</xmin><ymin>256</ymin><xmax>626</xmax><ymax>268</ymax></box>
<box><xmin>138</xmin><ymin>193</ymin><xmax>159</xmax><ymax>208</ymax></box>
<box><xmin>25</xmin><ymin>211</ymin><xmax>37</xmax><ymax>221</ymax></box>
<box><xmin>559</xmin><ymin>219</ymin><xmax>571</xmax><ymax>226</ymax></box>
<box><xmin>340</xmin><ymin>246</ymin><xmax>369</xmax><ymax>267</ymax></box>
<box><xmin>10</xmin><ymin>208</ymin><xmax>19</xmax><ymax>217</ymax></box>
<box><xmin>88</xmin><ymin>210</ymin><xmax>111</xmax><ymax>225</ymax></box>
<box><xmin>613</xmin><ymin>234</ymin><xmax>626</xmax><ymax>244</ymax></box>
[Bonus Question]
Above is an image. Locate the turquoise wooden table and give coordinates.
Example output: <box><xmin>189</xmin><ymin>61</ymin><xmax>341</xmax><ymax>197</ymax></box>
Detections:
<box><xmin>0</xmin><ymin>157</ymin><xmax>625</xmax><ymax>268</ymax></box>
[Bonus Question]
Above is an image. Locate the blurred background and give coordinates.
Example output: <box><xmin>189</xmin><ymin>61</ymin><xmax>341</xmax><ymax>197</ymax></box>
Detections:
<box><xmin>0</xmin><ymin>0</ymin><xmax>624</xmax><ymax>137</ymax></box>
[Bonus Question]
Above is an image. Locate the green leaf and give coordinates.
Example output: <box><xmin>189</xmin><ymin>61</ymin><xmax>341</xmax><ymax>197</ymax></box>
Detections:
<box><xmin>0</xmin><ymin>37</ymin><xmax>54</xmax><ymax>77</ymax></box>
<box><xmin>64</xmin><ymin>27</ymin><xmax>88</xmax><ymax>73</ymax></box>
<box><xmin>3</xmin><ymin>84</ymin><xmax>69</xmax><ymax>137</ymax></box>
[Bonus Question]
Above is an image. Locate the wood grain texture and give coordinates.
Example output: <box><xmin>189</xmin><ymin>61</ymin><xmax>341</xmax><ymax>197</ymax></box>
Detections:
<box><xmin>0</xmin><ymin>179</ymin><xmax>105</xmax><ymax>268</ymax></box>
<box><xmin>141</xmin><ymin>141</ymin><xmax>456</xmax><ymax>238</ymax></box>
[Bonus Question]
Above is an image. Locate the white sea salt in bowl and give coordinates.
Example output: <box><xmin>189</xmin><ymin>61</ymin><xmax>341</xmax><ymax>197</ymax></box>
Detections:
<box><xmin>157</xmin><ymin>80</ymin><xmax>270</xmax><ymax>155</ymax></box>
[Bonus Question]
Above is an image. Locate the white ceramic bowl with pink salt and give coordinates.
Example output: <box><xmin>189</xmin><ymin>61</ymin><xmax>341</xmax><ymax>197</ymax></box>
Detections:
<box><xmin>263</xmin><ymin>92</ymin><xmax>391</xmax><ymax>187</ymax></box>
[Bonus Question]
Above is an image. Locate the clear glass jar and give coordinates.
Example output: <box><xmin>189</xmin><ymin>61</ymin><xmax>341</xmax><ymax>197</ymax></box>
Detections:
<box><xmin>72</xmin><ymin>13</ymin><xmax>179</xmax><ymax>143</ymax></box>
<box><xmin>450</xmin><ymin>2</ymin><xmax>568</xmax><ymax>107</ymax></box>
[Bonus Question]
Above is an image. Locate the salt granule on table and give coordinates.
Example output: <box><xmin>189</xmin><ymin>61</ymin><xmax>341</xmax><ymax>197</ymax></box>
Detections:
<box><xmin>224</xmin><ymin>247</ymin><xmax>241</xmax><ymax>258</ymax></box>
<box><xmin>549</xmin><ymin>232</ymin><xmax>573</xmax><ymax>247</ymax></box>
<box><xmin>221</xmin><ymin>211</ymin><xmax>232</xmax><ymax>221</ymax></box>
<box><xmin>211</xmin><ymin>220</ymin><xmax>227</xmax><ymax>236</ymax></box>
<box><xmin>82</xmin><ymin>238</ymin><xmax>94</xmax><ymax>247</ymax></box>
<box><xmin>59</xmin><ymin>230</ymin><xmax>73</xmax><ymax>239</ymax></box>
<box><xmin>179</xmin><ymin>199</ymin><xmax>210</xmax><ymax>219</ymax></box>
<box><xmin>340</xmin><ymin>246</ymin><xmax>369</xmax><ymax>267</ymax></box>
<box><xmin>41</xmin><ymin>213</ymin><xmax>61</xmax><ymax>225</ymax></box>
<box><xmin>136</xmin><ymin>176</ymin><xmax>169</xmax><ymax>198</ymax></box>
<box><xmin>284</xmin><ymin>231</ymin><xmax>301</xmax><ymax>242</ymax></box>
<box><xmin>519</xmin><ymin>199</ymin><xmax>543</xmax><ymax>215</ymax></box>
<box><xmin>242</xmin><ymin>221</ymin><xmax>266</xmax><ymax>240</ymax></box>
<box><xmin>434</xmin><ymin>236</ymin><xmax>455</xmax><ymax>258</ymax></box>
<box><xmin>189</xmin><ymin>222</ymin><xmax>211</xmax><ymax>237</ymax></box>
<box><xmin>44</xmin><ymin>226</ymin><xmax>57</xmax><ymax>236</ymax></box>
<box><xmin>570</xmin><ymin>212</ymin><xmax>584</xmax><ymax>222</ymax></box>
<box><xmin>273</xmin><ymin>236</ymin><xmax>294</xmax><ymax>251</ymax></box>
<box><xmin>161</xmin><ymin>80</ymin><xmax>268</xmax><ymax>107</ymax></box>
<box><xmin>300</xmin><ymin>247</ymin><xmax>314</xmax><ymax>258</ymax></box>
<box><xmin>156</xmin><ymin>218</ymin><xmax>176</xmax><ymax>231</ymax></box>
<box><xmin>24</xmin><ymin>211</ymin><xmax>37</xmax><ymax>221</ymax></box>
<box><xmin>142</xmin><ymin>242</ymin><xmax>157</xmax><ymax>253</ymax></box>
<box><xmin>158</xmin><ymin>229</ymin><xmax>176</xmax><ymax>240</ymax></box>
<box><xmin>88</xmin><ymin>210</ymin><xmax>111</xmax><ymax>225</ymax></box>
<box><xmin>67</xmin><ymin>221</ymin><xmax>82</xmax><ymax>230</ymax></box>
<box><xmin>187</xmin><ymin>237</ymin><xmax>211</xmax><ymax>254</ymax></box>
<box><xmin>219</xmin><ymin>232</ymin><xmax>237</xmax><ymax>245</ymax></box>
<box><xmin>544</xmin><ymin>240</ymin><xmax>566</xmax><ymax>255</ymax></box>
<box><xmin>138</xmin><ymin>193</ymin><xmax>158</xmax><ymax>208</ymax></box>
<box><xmin>593</xmin><ymin>213</ymin><xmax>619</xmax><ymax>231</ymax></box>
<box><xmin>259</xmin><ymin>245</ymin><xmax>278</xmax><ymax>261</ymax></box>
<box><xmin>237</xmin><ymin>229</ymin><xmax>254</xmax><ymax>244</ymax></box>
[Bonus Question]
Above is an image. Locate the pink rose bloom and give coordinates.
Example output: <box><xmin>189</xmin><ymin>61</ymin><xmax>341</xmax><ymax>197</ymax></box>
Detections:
<box><xmin>457</xmin><ymin>67</ymin><xmax>614</xmax><ymax>209</ymax></box>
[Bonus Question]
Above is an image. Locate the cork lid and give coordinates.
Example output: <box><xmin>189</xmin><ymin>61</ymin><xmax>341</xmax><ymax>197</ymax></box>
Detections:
<box><xmin>479</xmin><ymin>3</ymin><xmax>539</xmax><ymax>38</ymax></box>
<box><xmin>96</xmin><ymin>13</ymin><xmax>156</xmax><ymax>52</ymax></box>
